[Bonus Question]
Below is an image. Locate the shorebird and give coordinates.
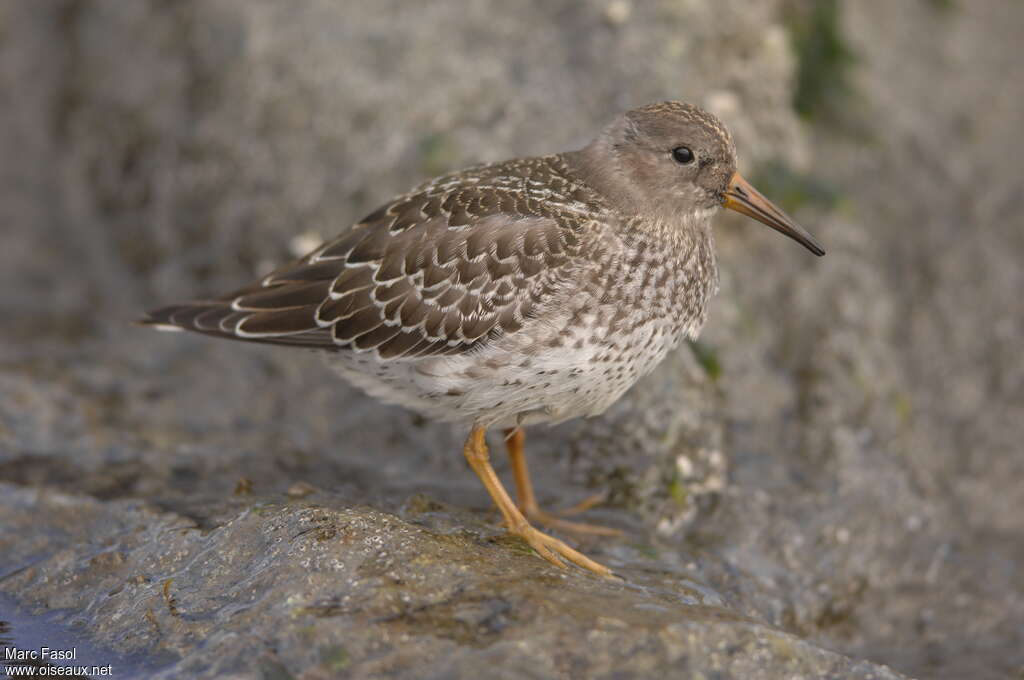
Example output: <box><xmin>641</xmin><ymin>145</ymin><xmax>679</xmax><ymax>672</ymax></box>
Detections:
<box><xmin>141</xmin><ymin>101</ymin><xmax>823</xmax><ymax>576</ymax></box>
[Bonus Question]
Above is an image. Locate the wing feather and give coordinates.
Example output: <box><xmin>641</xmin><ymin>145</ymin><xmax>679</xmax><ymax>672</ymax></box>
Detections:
<box><xmin>139</xmin><ymin>155</ymin><xmax>605</xmax><ymax>358</ymax></box>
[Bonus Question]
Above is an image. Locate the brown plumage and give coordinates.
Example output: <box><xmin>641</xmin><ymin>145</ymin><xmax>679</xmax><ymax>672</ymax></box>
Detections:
<box><xmin>144</xmin><ymin>155</ymin><xmax>600</xmax><ymax>358</ymax></box>
<box><xmin>142</xmin><ymin>101</ymin><xmax>823</xmax><ymax>576</ymax></box>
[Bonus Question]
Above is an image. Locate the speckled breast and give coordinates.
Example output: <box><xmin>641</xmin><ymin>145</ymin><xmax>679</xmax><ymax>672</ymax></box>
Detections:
<box><xmin>539</xmin><ymin>220</ymin><xmax>719</xmax><ymax>420</ymax></box>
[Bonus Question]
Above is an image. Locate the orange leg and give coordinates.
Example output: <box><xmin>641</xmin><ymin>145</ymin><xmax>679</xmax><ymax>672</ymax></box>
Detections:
<box><xmin>504</xmin><ymin>428</ymin><xmax>622</xmax><ymax>537</ymax></box>
<box><xmin>463</xmin><ymin>427</ymin><xmax>612</xmax><ymax>576</ymax></box>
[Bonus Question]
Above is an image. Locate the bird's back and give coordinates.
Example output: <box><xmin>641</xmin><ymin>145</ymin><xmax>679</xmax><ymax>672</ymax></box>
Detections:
<box><xmin>140</xmin><ymin>154</ymin><xmax>611</xmax><ymax>359</ymax></box>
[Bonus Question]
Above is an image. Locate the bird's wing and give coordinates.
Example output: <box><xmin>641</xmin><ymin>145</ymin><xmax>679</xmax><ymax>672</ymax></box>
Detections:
<box><xmin>141</xmin><ymin>160</ymin><xmax>601</xmax><ymax>359</ymax></box>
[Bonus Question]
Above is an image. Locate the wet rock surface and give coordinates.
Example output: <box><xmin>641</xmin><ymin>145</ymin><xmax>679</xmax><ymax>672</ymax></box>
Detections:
<box><xmin>2</xmin><ymin>485</ymin><xmax>906</xmax><ymax>679</ymax></box>
<box><xmin>1</xmin><ymin>1</ymin><xmax>1021</xmax><ymax>678</ymax></box>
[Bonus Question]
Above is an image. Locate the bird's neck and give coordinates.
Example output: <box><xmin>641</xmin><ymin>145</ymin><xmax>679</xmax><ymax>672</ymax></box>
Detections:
<box><xmin>563</xmin><ymin>137</ymin><xmax>647</xmax><ymax>218</ymax></box>
<box><xmin>626</xmin><ymin>213</ymin><xmax>718</xmax><ymax>307</ymax></box>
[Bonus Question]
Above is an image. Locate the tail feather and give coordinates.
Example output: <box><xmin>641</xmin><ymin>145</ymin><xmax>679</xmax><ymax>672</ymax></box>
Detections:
<box><xmin>137</xmin><ymin>300</ymin><xmax>336</xmax><ymax>349</ymax></box>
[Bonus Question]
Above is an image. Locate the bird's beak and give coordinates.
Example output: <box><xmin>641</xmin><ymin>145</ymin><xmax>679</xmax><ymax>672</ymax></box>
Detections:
<box><xmin>722</xmin><ymin>172</ymin><xmax>825</xmax><ymax>256</ymax></box>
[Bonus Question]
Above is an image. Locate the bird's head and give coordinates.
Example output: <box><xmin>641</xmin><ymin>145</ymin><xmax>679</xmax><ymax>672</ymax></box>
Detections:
<box><xmin>576</xmin><ymin>101</ymin><xmax>824</xmax><ymax>256</ymax></box>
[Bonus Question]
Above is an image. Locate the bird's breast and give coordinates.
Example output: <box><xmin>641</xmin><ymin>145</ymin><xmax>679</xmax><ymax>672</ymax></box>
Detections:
<box><xmin>587</xmin><ymin>220</ymin><xmax>718</xmax><ymax>339</ymax></box>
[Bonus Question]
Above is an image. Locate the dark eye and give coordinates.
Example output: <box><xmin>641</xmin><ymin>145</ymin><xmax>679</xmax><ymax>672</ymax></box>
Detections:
<box><xmin>671</xmin><ymin>146</ymin><xmax>695</xmax><ymax>165</ymax></box>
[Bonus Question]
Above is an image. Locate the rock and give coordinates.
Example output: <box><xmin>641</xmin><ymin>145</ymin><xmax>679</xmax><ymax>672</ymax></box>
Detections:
<box><xmin>0</xmin><ymin>484</ymin><xmax>906</xmax><ymax>679</ymax></box>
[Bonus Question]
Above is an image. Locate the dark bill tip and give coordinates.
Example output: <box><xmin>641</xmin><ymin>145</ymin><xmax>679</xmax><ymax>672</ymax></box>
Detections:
<box><xmin>722</xmin><ymin>173</ymin><xmax>825</xmax><ymax>257</ymax></box>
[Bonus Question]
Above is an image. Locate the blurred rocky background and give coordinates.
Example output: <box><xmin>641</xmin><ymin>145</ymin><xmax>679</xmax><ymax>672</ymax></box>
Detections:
<box><xmin>1</xmin><ymin>1</ymin><xmax>1021</xmax><ymax>678</ymax></box>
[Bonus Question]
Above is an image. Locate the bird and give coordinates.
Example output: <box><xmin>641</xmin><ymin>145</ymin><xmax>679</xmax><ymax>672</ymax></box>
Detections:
<box><xmin>140</xmin><ymin>101</ymin><xmax>824</xmax><ymax>577</ymax></box>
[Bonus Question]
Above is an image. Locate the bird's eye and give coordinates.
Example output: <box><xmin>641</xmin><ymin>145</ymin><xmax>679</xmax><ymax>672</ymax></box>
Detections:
<box><xmin>671</xmin><ymin>146</ymin><xmax>695</xmax><ymax>165</ymax></box>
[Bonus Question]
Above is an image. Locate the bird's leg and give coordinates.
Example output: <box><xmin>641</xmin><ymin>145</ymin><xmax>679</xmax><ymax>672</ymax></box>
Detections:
<box><xmin>503</xmin><ymin>427</ymin><xmax>622</xmax><ymax>537</ymax></box>
<box><xmin>463</xmin><ymin>427</ymin><xmax>612</xmax><ymax>576</ymax></box>
<box><xmin>504</xmin><ymin>427</ymin><xmax>539</xmax><ymax>513</ymax></box>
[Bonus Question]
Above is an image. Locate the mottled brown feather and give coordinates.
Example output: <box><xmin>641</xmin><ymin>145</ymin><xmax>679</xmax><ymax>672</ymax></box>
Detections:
<box><xmin>139</xmin><ymin>155</ymin><xmax>608</xmax><ymax>359</ymax></box>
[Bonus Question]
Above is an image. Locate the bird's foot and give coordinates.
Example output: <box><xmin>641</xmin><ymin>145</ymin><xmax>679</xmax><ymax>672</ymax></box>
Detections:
<box><xmin>507</xmin><ymin>521</ymin><xmax>614</xmax><ymax>577</ymax></box>
<box><xmin>516</xmin><ymin>489</ymin><xmax>622</xmax><ymax>536</ymax></box>
<box><xmin>521</xmin><ymin>504</ymin><xmax>623</xmax><ymax>537</ymax></box>
<box><xmin>551</xmin><ymin>490</ymin><xmax>610</xmax><ymax>517</ymax></box>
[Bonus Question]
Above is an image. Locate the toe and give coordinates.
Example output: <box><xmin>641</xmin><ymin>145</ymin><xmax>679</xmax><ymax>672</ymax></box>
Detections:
<box><xmin>513</xmin><ymin>524</ymin><xmax>613</xmax><ymax>577</ymax></box>
<box><xmin>525</xmin><ymin>509</ymin><xmax>623</xmax><ymax>537</ymax></box>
